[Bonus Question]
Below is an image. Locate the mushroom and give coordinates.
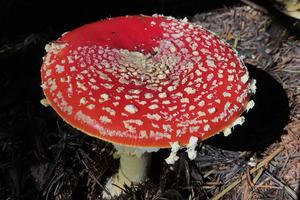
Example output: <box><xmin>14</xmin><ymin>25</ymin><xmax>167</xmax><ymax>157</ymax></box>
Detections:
<box><xmin>40</xmin><ymin>15</ymin><xmax>255</xmax><ymax>198</ymax></box>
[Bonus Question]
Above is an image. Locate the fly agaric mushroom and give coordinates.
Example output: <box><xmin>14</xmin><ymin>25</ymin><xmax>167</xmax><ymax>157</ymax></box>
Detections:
<box><xmin>40</xmin><ymin>15</ymin><xmax>256</xmax><ymax>198</ymax></box>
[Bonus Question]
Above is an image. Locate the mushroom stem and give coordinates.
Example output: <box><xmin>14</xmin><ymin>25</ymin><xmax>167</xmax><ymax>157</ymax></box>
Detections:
<box><xmin>103</xmin><ymin>146</ymin><xmax>155</xmax><ymax>198</ymax></box>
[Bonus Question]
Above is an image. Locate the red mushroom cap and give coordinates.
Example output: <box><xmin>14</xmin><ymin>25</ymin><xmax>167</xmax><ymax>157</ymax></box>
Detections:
<box><xmin>41</xmin><ymin>15</ymin><xmax>252</xmax><ymax>148</ymax></box>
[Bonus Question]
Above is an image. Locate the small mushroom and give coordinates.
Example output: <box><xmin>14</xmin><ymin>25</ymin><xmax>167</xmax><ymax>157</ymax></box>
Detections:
<box><xmin>40</xmin><ymin>15</ymin><xmax>255</xmax><ymax>198</ymax></box>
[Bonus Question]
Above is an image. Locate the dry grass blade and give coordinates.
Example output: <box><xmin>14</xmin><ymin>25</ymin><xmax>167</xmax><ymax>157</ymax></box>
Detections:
<box><xmin>211</xmin><ymin>145</ymin><xmax>284</xmax><ymax>200</ymax></box>
<box><xmin>264</xmin><ymin>170</ymin><xmax>298</xmax><ymax>199</ymax></box>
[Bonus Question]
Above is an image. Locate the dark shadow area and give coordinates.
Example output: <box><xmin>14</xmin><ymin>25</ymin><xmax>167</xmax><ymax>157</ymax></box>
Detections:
<box><xmin>204</xmin><ymin>65</ymin><xmax>290</xmax><ymax>151</ymax></box>
<box><xmin>0</xmin><ymin>0</ymin><xmax>239</xmax><ymax>39</ymax></box>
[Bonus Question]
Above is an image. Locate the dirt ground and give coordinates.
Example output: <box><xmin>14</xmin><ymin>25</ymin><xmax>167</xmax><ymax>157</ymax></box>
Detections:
<box><xmin>0</xmin><ymin>1</ymin><xmax>299</xmax><ymax>200</ymax></box>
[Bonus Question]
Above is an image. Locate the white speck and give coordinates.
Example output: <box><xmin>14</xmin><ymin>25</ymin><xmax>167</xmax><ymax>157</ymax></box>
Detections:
<box><xmin>146</xmin><ymin>113</ymin><xmax>161</xmax><ymax>120</ymax></box>
<box><xmin>102</xmin><ymin>107</ymin><xmax>116</xmax><ymax>116</ymax></box>
<box><xmin>167</xmin><ymin>85</ymin><xmax>176</xmax><ymax>92</ymax></box>
<box><xmin>139</xmin><ymin>130</ymin><xmax>148</xmax><ymax>139</ymax></box>
<box><xmin>125</xmin><ymin>95</ymin><xmax>139</xmax><ymax>100</ymax></box>
<box><xmin>169</xmin><ymin>46</ymin><xmax>177</xmax><ymax>53</ymax></box>
<box><xmin>207</xmin><ymin>73</ymin><xmax>214</xmax><ymax>81</ymax></box>
<box><xmin>230</xmin><ymin>62</ymin><xmax>236</xmax><ymax>67</ymax></box>
<box><xmin>145</xmin><ymin>93</ymin><xmax>153</xmax><ymax>99</ymax></box>
<box><xmin>189</xmin><ymin>105</ymin><xmax>196</xmax><ymax>111</ymax></box>
<box><xmin>101</xmin><ymin>83</ymin><xmax>114</xmax><ymax>89</ymax></box>
<box><xmin>223</xmin><ymin>127</ymin><xmax>232</xmax><ymax>136</ymax></box>
<box><xmin>181</xmin><ymin>77</ymin><xmax>188</xmax><ymax>85</ymax></box>
<box><xmin>247</xmin><ymin>157</ymin><xmax>257</xmax><ymax>167</ymax></box>
<box><xmin>81</xmin><ymin>70</ymin><xmax>88</xmax><ymax>74</ymax></box>
<box><xmin>80</xmin><ymin>97</ymin><xmax>87</xmax><ymax>105</ymax></box>
<box><xmin>195</xmin><ymin>69</ymin><xmax>201</xmax><ymax>76</ymax></box>
<box><xmin>116</xmin><ymin>87</ymin><xmax>125</xmax><ymax>93</ymax></box>
<box><xmin>225</xmin><ymin>102</ymin><xmax>231</xmax><ymax>110</ymax></box>
<box><xmin>189</xmin><ymin>126</ymin><xmax>200</xmax><ymax>133</ymax></box>
<box><xmin>123</xmin><ymin>119</ymin><xmax>144</xmax><ymax>133</ymax></box>
<box><xmin>198</xmin><ymin>65</ymin><xmax>208</xmax><ymax>72</ymax></box>
<box><xmin>180</xmin><ymin>98</ymin><xmax>190</xmax><ymax>103</ymax></box>
<box><xmin>228</xmin><ymin>75</ymin><xmax>234</xmax><ymax>81</ymax></box>
<box><xmin>208</xmin><ymin>107</ymin><xmax>216</xmax><ymax>114</ymax></box>
<box><xmin>100</xmin><ymin>93</ymin><xmax>110</xmax><ymax>101</ymax></box>
<box><xmin>204</xmin><ymin>124</ymin><xmax>211</xmax><ymax>131</ymax></box>
<box><xmin>121</xmin><ymin>113</ymin><xmax>128</xmax><ymax>117</ymax></box>
<box><xmin>158</xmin><ymin>74</ymin><xmax>167</xmax><ymax>80</ymax></box>
<box><xmin>129</xmin><ymin>89</ymin><xmax>141</xmax><ymax>94</ymax></box>
<box><xmin>45</xmin><ymin>69</ymin><xmax>52</xmax><ymax>77</ymax></box>
<box><xmin>186</xmin><ymin>136</ymin><xmax>198</xmax><ymax>160</ymax></box>
<box><xmin>165</xmin><ymin>152</ymin><xmax>179</xmax><ymax>165</ymax></box>
<box><xmin>206</xmin><ymin>59</ymin><xmax>216</xmax><ymax>67</ymax></box>
<box><xmin>198</xmin><ymin>100</ymin><xmax>205</xmax><ymax>107</ymax></box>
<box><xmin>237</xmin><ymin>84</ymin><xmax>242</xmax><ymax>90</ymax></box>
<box><xmin>87</xmin><ymin>104</ymin><xmax>95</xmax><ymax>110</ymax></box>
<box><xmin>223</xmin><ymin>92</ymin><xmax>231</xmax><ymax>97</ymax></box>
<box><xmin>192</xmin><ymin>51</ymin><xmax>199</xmax><ymax>56</ymax></box>
<box><xmin>207</xmin><ymin>94</ymin><xmax>213</xmax><ymax>99</ymax></box>
<box><xmin>184</xmin><ymin>87</ymin><xmax>196</xmax><ymax>94</ymax></box>
<box><xmin>53</xmin><ymin>88</ymin><xmax>61</xmax><ymax>97</ymax></box>
<box><xmin>126</xmin><ymin>119</ymin><xmax>144</xmax><ymax>126</ymax></box>
<box><xmin>45</xmin><ymin>42</ymin><xmax>68</xmax><ymax>54</ymax></box>
<box><xmin>91</xmin><ymin>85</ymin><xmax>100</xmax><ymax>90</ymax></box>
<box><xmin>168</xmin><ymin>106</ymin><xmax>177</xmax><ymax>111</ymax></box>
<box><xmin>55</xmin><ymin>65</ymin><xmax>65</xmax><ymax>73</ymax></box>
<box><xmin>67</xmin><ymin>56</ymin><xmax>74</xmax><ymax>64</ymax></box>
<box><xmin>149</xmin><ymin>104</ymin><xmax>159</xmax><ymax>110</ymax></box>
<box><xmin>70</xmin><ymin>66</ymin><xmax>77</xmax><ymax>72</ymax></box>
<box><xmin>40</xmin><ymin>99</ymin><xmax>49</xmax><ymax>107</ymax></box>
<box><xmin>162</xmin><ymin>100</ymin><xmax>171</xmax><ymax>104</ymax></box>
<box><xmin>99</xmin><ymin>116</ymin><xmax>112</xmax><ymax>124</ymax></box>
<box><xmin>137</xmin><ymin>100</ymin><xmax>147</xmax><ymax>105</ymax></box>
<box><xmin>171</xmin><ymin>32</ymin><xmax>184</xmax><ymax>39</ymax></box>
<box><xmin>165</xmin><ymin>141</ymin><xmax>181</xmax><ymax>165</ymax></box>
<box><xmin>246</xmin><ymin>100</ymin><xmax>255</xmax><ymax>112</ymax></box>
<box><xmin>241</xmin><ymin>73</ymin><xmax>249</xmax><ymax>83</ymax></box>
<box><xmin>158</xmin><ymin>92</ymin><xmax>167</xmax><ymax>98</ymax></box>
<box><xmin>185</xmin><ymin>37</ymin><xmax>192</xmax><ymax>42</ymax></box>
<box><xmin>182</xmin><ymin>17</ymin><xmax>188</xmax><ymax>22</ymax></box>
<box><xmin>249</xmin><ymin>79</ymin><xmax>257</xmax><ymax>94</ymax></box>
<box><xmin>49</xmin><ymin>79</ymin><xmax>57</xmax><ymax>91</ymax></box>
<box><xmin>163</xmin><ymin>124</ymin><xmax>173</xmax><ymax>132</ymax></box>
<box><xmin>124</xmin><ymin>104</ymin><xmax>139</xmax><ymax>114</ymax></box>
<box><xmin>152</xmin><ymin>123</ymin><xmax>160</xmax><ymax>129</ymax></box>
<box><xmin>232</xmin><ymin>116</ymin><xmax>245</xmax><ymax>127</ymax></box>
<box><xmin>76</xmin><ymin>82</ymin><xmax>87</xmax><ymax>91</ymax></box>
<box><xmin>197</xmin><ymin>111</ymin><xmax>206</xmax><ymax>117</ymax></box>
<box><xmin>173</xmin><ymin>92</ymin><xmax>183</xmax><ymax>98</ymax></box>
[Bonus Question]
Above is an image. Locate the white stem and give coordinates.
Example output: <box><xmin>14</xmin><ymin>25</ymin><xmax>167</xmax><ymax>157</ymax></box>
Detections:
<box><xmin>118</xmin><ymin>152</ymin><xmax>150</xmax><ymax>184</ymax></box>
<box><xmin>103</xmin><ymin>146</ymin><xmax>152</xmax><ymax>199</ymax></box>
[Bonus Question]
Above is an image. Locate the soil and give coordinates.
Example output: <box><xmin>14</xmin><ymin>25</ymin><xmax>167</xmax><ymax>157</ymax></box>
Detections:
<box><xmin>0</xmin><ymin>1</ymin><xmax>299</xmax><ymax>200</ymax></box>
